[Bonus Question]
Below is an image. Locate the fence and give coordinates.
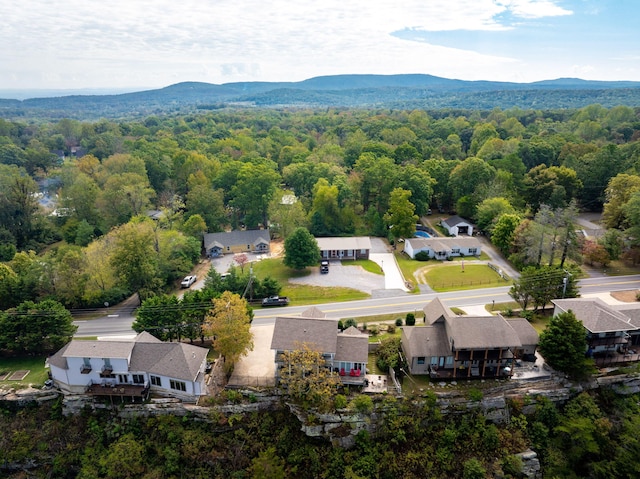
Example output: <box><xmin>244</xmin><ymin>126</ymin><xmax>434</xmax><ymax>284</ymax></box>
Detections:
<box><xmin>487</xmin><ymin>263</ymin><xmax>510</xmax><ymax>281</ymax></box>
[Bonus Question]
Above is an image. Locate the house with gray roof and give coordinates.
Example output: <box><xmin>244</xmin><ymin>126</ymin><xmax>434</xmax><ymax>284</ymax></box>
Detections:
<box><xmin>552</xmin><ymin>298</ymin><xmax>640</xmax><ymax>365</ymax></box>
<box><xmin>270</xmin><ymin>308</ymin><xmax>368</xmax><ymax>384</ymax></box>
<box><xmin>203</xmin><ymin>229</ymin><xmax>270</xmax><ymax>257</ymax></box>
<box><xmin>47</xmin><ymin>332</ymin><xmax>209</xmax><ymax>402</ymax></box>
<box><xmin>404</xmin><ymin>236</ymin><xmax>481</xmax><ymax>260</ymax></box>
<box><xmin>401</xmin><ymin>298</ymin><xmax>537</xmax><ymax>379</ymax></box>
<box><xmin>441</xmin><ymin>216</ymin><xmax>474</xmax><ymax>236</ymax></box>
<box><xmin>315</xmin><ymin>236</ymin><xmax>371</xmax><ymax>261</ymax></box>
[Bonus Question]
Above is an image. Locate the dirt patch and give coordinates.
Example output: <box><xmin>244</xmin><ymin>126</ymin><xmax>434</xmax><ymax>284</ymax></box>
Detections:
<box><xmin>270</xmin><ymin>239</ymin><xmax>284</xmax><ymax>258</ymax></box>
<box><xmin>9</xmin><ymin>370</ymin><xmax>29</xmax><ymax>380</ymax></box>
<box><xmin>611</xmin><ymin>290</ymin><xmax>640</xmax><ymax>303</ymax></box>
<box><xmin>192</xmin><ymin>259</ymin><xmax>212</xmax><ymax>278</ymax></box>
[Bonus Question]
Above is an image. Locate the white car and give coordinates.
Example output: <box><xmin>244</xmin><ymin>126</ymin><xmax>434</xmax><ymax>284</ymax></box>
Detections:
<box><xmin>180</xmin><ymin>275</ymin><xmax>197</xmax><ymax>288</ymax></box>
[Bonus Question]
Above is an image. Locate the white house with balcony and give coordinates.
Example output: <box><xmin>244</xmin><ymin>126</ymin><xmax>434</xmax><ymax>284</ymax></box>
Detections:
<box><xmin>47</xmin><ymin>332</ymin><xmax>209</xmax><ymax>402</ymax></box>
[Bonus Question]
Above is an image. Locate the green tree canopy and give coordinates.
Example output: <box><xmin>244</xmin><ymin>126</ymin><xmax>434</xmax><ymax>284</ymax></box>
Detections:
<box><xmin>0</xmin><ymin>299</ymin><xmax>77</xmax><ymax>354</ymax></box>
<box><xmin>383</xmin><ymin>188</ymin><xmax>418</xmax><ymax>242</ymax></box>
<box><xmin>538</xmin><ymin>310</ymin><xmax>591</xmax><ymax>379</ymax></box>
<box><xmin>283</xmin><ymin>227</ymin><xmax>321</xmax><ymax>270</ymax></box>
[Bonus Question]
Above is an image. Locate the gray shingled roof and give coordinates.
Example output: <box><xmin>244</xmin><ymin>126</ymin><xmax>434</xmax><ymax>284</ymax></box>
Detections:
<box><xmin>446</xmin><ymin>315</ymin><xmax>522</xmax><ymax>349</ymax></box>
<box><xmin>613</xmin><ymin>303</ymin><xmax>640</xmax><ymax>328</ymax></box>
<box><xmin>423</xmin><ymin>297</ymin><xmax>451</xmax><ymax>325</ymax></box>
<box><xmin>553</xmin><ymin>298</ymin><xmax>636</xmax><ymax>333</ymax></box>
<box><xmin>442</xmin><ymin>215</ymin><xmax>471</xmax><ymax>227</ymax></box>
<box><xmin>270</xmin><ymin>316</ymin><xmax>339</xmax><ymax>353</ymax></box>
<box><xmin>62</xmin><ymin>340</ymin><xmax>135</xmax><ymax>359</ymax></box>
<box><xmin>335</xmin><ymin>326</ymin><xmax>369</xmax><ymax>363</ymax></box>
<box><xmin>299</xmin><ymin>306</ymin><xmax>327</xmax><ymax>319</ymax></box>
<box><xmin>406</xmin><ymin>236</ymin><xmax>481</xmax><ymax>253</ymax></box>
<box><xmin>315</xmin><ymin>236</ymin><xmax>372</xmax><ymax>251</ymax></box>
<box><xmin>507</xmin><ymin>318</ymin><xmax>539</xmax><ymax>346</ymax></box>
<box><xmin>203</xmin><ymin>229</ymin><xmax>270</xmax><ymax>251</ymax></box>
<box><xmin>402</xmin><ymin>323</ymin><xmax>451</xmax><ymax>358</ymax></box>
<box><xmin>48</xmin><ymin>333</ymin><xmax>208</xmax><ymax>382</ymax></box>
<box><xmin>130</xmin><ymin>342</ymin><xmax>207</xmax><ymax>381</ymax></box>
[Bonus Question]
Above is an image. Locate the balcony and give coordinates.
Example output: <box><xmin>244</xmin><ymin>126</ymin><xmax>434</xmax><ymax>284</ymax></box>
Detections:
<box><xmin>80</xmin><ymin>365</ymin><xmax>92</xmax><ymax>374</ymax></box>
<box><xmin>100</xmin><ymin>365</ymin><xmax>114</xmax><ymax>377</ymax></box>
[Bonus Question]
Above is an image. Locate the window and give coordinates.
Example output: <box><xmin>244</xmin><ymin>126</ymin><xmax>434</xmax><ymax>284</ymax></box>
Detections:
<box><xmin>446</xmin><ymin>356</ymin><xmax>454</xmax><ymax>365</ymax></box>
<box><xmin>83</xmin><ymin>358</ymin><xmax>91</xmax><ymax>367</ymax></box>
<box><xmin>150</xmin><ymin>375</ymin><xmax>161</xmax><ymax>386</ymax></box>
<box><xmin>417</xmin><ymin>357</ymin><xmax>425</xmax><ymax>365</ymax></box>
<box><xmin>469</xmin><ymin>248</ymin><xmax>477</xmax><ymax>254</ymax></box>
<box><xmin>103</xmin><ymin>358</ymin><xmax>111</xmax><ymax>367</ymax></box>
<box><xmin>170</xmin><ymin>380</ymin><xmax>186</xmax><ymax>392</ymax></box>
<box><xmin>247</xmin><ymin>244</ymin><xmax>251</xmax><ymax>249</ymax></box>
<box><xmin>132</xmin><ymin>374</ymin><xmax>144</xmax><ymax>384</ymax></box>
<box><xmin>451</xmin><ymin>248</ymin><xmax>460</xmax><ymax>254</ymax></box>
<box><xmin>226</xmin><ymin>246</ymin><xmax>230</xmax><ymax>251</ymax></box>
<box><xmin>118</xmin><ymin>374</ymin><xmax>128</xmax><ymax>384</ymax></box>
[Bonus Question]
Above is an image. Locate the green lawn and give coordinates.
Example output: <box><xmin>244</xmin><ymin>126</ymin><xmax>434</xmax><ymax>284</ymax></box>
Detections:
<box><xmin>344</xmin><ymin>259</ymin><xmax>383</xmax><ymax>275</ymax></box>
<box><xmin>424</xmin><ymin>264</ymin><xmax>511</xmax><ymax>292</ymax></box>
<box><xmin>0</xmin><ymin>355</ymin><xmax>50</xmax><ymax>389</ymax></box>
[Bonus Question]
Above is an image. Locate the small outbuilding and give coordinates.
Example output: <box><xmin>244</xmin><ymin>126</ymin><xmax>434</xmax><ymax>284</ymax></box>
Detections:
<box><xmin>441</xmin><ymin>215</ymin><xmax>474</xmax><ymax>236</ymax></box>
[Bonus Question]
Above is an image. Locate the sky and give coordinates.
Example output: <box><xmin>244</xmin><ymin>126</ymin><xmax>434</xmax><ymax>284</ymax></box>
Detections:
<box><xmin>1</xmin><ymin>0</ymin><xmax>639</xmax><ymax>92</ymax></box>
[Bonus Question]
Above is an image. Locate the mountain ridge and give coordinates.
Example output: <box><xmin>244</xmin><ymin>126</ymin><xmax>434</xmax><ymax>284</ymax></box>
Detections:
<box><xmin>2</xmin><ymin>74</ymin><xmax>640</xmax><ymax>120</ymax></box>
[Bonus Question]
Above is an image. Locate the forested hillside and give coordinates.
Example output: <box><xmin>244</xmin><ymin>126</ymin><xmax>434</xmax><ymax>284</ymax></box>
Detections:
<box><xmin>2</xmin><ymin>74</ymin><xmax>640</xmax><ymax>120</ymax></box>
<box><xmin>3</xmin><ymin>388</ymin><xmax>640</xmax><ymax>478</ymax></box>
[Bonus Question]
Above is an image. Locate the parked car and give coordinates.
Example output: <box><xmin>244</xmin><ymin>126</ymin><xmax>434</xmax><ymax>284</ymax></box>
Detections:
<box><xmin>181</xmin><ymin>275</ymin><xmax>197</xmax><ymax>288</ymax></box>
<box><xmin>320</xmin><ymin>260</ymin><xmax>329</xmax><ymax>274</ymax></box>
<box><xmin>262</xmin><ymin>295</ymin><xmax>290</xmax><ymax>307</ymax></box>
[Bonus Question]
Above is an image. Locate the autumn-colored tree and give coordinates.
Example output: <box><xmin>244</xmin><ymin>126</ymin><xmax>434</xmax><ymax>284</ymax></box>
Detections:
<box><xmin>234</xmin><ymin>253</ymin><xmax>249</xmax><ymax>273</ymax></box>
<box><xmin>204</xmin><ymin>291</ymin><xmax>253</xmax><ymax>374</ymax></box>
<box><xmin>278</xmin><ymin>344</ymin><xmax>340</xmax><ymax>412</ymax></box>
<box><xmin>582</xmin><ymin>240</ymin><xmax>611</xmax><ymax>267</ymax></box>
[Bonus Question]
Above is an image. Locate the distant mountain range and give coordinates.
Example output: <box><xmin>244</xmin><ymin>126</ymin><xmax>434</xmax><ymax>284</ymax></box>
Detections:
<box><xmin>2</xmin><ymin>74</ymin><xmax>640</xmax><ymax>120</ymax></box>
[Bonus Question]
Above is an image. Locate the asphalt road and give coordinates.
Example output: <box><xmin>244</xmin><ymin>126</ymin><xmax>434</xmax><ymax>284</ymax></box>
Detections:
<box><xmin>74</xmin><ymin>274</ymin><xmax>640</xmax><ymax>337</ymax></box>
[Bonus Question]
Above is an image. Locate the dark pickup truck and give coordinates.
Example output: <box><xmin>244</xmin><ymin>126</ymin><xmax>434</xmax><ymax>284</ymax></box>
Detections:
<box><xmin>261</xmin><ymin>295</ymin><xmax>290</xmax><ymax>307</ymax></box>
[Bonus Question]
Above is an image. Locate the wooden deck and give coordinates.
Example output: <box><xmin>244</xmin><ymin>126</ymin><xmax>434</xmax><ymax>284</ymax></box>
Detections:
<box><xmin>86</xmin><ymin>383</ymin><xmax>149</xmax><ymax>398</ymax></box>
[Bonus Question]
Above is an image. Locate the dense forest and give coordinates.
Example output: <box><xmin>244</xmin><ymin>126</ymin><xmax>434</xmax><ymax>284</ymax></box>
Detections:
<box><xmin>2</xmin><ymin>104</ymin><xmax>640</xmax><ymax>315</ymax></box>
<box><xmin>3</xmin><ymin>388</ymin><xmax>640</xmax><ymax>478</ymax></box>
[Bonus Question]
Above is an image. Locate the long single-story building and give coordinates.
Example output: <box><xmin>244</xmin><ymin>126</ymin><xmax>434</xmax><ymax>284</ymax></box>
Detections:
<box><xmin>315</xmin><ymin>236</ymin><xmax>372</xmax><ymax>261</ymax></box>
<box><xmin>204</xmin><ymin>229</ymin><xmax>270</xmax><ymax>257</ymax></box>
<box><xmin>404</xmin><ymin>236</ymin><xmax>482</xmax><ymax>260</ymax></box>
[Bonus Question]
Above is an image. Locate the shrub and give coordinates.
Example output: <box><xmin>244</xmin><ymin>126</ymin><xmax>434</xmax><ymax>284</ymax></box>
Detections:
<box><xmin>405</xmin><ymin>313</ymin><xmax>416</xmax><ymax>326</ymax></box>
<box><xmin>386</xmin><ymin>324</ymin><xmax>396</xmax><ymax>334</ymax></box>
<box><xmin>334</xmin><ymin>394</ymin><xmax>348</xmax><ymax>410</ymax></box>
<box><xmin>350</xmin><ymin>394</ymin><xmax>374</xmax><ymax>413</ymax></box>
<box><xmin>415</xmin><ymin>251</ymin><xmax>430</xmax><ymax>261</ymax></box>
<box><xmin>467</xmin><ymin>388</ymin><xmax>483</xmax><ymax>402</ymax></box>
<box><xmin>368</xmin><ymin>325</ymin><xmax>379</xmax><ymax>336</ymax></box>
<box><xmin>395</xmin><ymin>318</ymin><xmax>403</xmax><ymax>327</ymax></box>
<box><xmin>501</xmin><ymin>455</ymin><xmax>524</xmax><ymax>477</ymax></box>
<box><xmin>343</xmin><ymin>318</ymin><xmax>357</xmax><ymax>329</ymax></box>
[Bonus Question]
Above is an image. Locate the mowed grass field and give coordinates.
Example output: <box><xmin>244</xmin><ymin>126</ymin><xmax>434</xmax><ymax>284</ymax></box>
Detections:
<box><xmin>422</xmin><ymin>264</ymin><xmax>511</xmax><ymax>292</ymax></box>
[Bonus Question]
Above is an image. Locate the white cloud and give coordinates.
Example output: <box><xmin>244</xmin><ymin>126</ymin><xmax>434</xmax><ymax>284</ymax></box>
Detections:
<box><xmin>0</xmin><ymin>0</ymin><xmax>622</xmax><ymax>90</ymax></box>
<box><xmin>496</xmin><ymin>0</ymin><xmax>573</xmax><ymax>19</ymax></box>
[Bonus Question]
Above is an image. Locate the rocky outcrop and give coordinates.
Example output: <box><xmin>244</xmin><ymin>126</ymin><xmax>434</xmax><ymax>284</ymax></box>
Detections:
<box><xmin>516</xmin><ymin>449</ymin><xmax>541</xmax><ymax>479</ymax></box>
